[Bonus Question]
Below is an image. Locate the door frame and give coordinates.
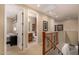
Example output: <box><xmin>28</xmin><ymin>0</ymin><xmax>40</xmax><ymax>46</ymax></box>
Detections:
<box><xmin>4</xmin><ymin>5</ymin><xmax>7</xmax><ymax>55</ymax></box>
<box><xmin>17</xmin><ymin>10</ymin><xmax>23</xmax><ymax>50</ymax></box>
<box><xmin>27</xmin><ymin>9</ymin><xmax>39</xmax><ymax>47</ymax></box>
<box><xmin>4</xmin><ymin>5</ymin><xmax>26</xmax><ymax>55</ymax></box>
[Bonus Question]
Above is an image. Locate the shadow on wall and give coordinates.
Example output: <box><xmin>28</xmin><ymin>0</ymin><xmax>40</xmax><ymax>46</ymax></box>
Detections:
<box><xmin>65</xmin><ymin>32</ymin><xmax>71</xmax><ymax>44</ymax></box>
<box><xmin>65</xmin><ymin>31</ymin><xmax>78</xmax><ymax>45</ymax></box>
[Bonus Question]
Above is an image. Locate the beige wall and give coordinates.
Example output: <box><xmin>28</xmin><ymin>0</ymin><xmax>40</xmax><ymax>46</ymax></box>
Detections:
<box><xmin>65</xmin><ymin>31</ymin><xmax>78</xmax><ymax>45</ymax></box>
<box><xmin>55</xmin><ymin>19</ymin><xmax>78</xmax><ymax>31</ymax></box>
<box><xmin>38</xmin><ymin>14</ymin><xmax>43</xmax><ymax>44</ymax></box>
<box><xmin>78</xmin><ymin>16</ymin><xmax>79</xmax><ymax>42</ymax></box>
<box><xmin>0</xmin><ymin>5</ymin><xmax>4</xmax><ymax>54</ymax></box>
<box><xmin>7</xmin><ymin>17</ymin><xmax>17</xmax><ymax>34</ymax></box>
<box><xmin>48</xmin><ymin>19</ymin><xmax>55</xmax><ymax>32</ymax></box>
<box><xmin>7</xmin><ymin>18</ymin><xmax>14</xmax><ymax>33</ymax></box>
<box><xmin>55</xmin><ymin>19</ymin><xmax>78</xmax><ymax>45</ymax></box>
<box><xmin>78</xmin><ymin>15</ymin><xmax>79</xmax><ymax>42</ymax></box>
<box><xmin>38</xmin><ymin>14</ymin><xmax>55</xmax><ymax>44</ymax></box>
<box><xmin>63</xmin><ymin>19</ymin><xmax>78</xmax><ymax>45</ymax></box>
<box><xmin>63</xmin><ymin>19</ymin><xmax>78</xmax><ymax>31</ymax></box>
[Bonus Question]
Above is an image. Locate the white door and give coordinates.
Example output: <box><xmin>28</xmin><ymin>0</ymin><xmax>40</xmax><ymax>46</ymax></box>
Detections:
<box><xmin>17</xmin><ymin>10</ymin><xmax>23</xmax><ymax>50</ymax></box>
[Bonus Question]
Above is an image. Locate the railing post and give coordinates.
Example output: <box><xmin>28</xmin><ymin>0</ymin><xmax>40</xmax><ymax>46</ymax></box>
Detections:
<box><xmin>42</xmin><ymin>32</ymin><xmax>45</xmax><ymax>55</ymax></box>
<box><xmin>56</xmin><ymin>32</ymin><xmax>59</xmax><ymax>45</ymax></box>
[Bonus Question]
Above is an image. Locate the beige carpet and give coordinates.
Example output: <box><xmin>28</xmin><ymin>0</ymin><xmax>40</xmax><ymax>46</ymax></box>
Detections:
<box><xmin>7</xmin><ymin>43</ymin><xmax>42</xmax><ymax>55</ymax></box>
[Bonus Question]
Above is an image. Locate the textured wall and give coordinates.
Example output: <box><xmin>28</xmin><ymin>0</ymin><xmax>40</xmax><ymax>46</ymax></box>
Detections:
<box><xmin>63</xmin><ymin>19</ymin><xmax>78</xmax><ymax>31</ymax></box>
<box><xmin>55</xmin><ymin>19</ymin><xmax>78</xmax><ymax>45</ymax></box>
<box><xmin>65</xmin><ymin>31</ymin><xmax>78</xmax><ymax>45</ymax></box>
<box><xmin>38</xmin><ymin>14</ymin><xmax>55</xmax><ymax>44</ymax></box>
<box><xmin>63</xmin><ymin>19</ymin><xmax>78</xmax><ymax>45</ymax></box>
<box><xmin>0</xmin><ymin>5</ymin><xmax>4</xmax><ymax>54</ymax></box>
<box><xmin>7</xmin><ymin>18</ymin><xmax>14</xmax><ymax>33</ymax></box>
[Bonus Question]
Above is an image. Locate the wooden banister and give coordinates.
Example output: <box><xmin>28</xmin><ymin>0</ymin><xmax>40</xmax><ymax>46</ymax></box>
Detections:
<box><xmin>42</xmin><ymin>32</ymin><xmax>63</xmax><ymax>55</ymax></box>
<box><xmin>42</xmin><ymin>32</ymin><xmax>45</xmax><ymax>55</ymax></box>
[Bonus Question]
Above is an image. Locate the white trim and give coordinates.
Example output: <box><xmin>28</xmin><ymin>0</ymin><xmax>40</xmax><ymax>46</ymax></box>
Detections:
<box><xmin>36</xmin><ymin>11</ymin><xmax>39</xmax><ymax>44</ymax></box>
<box><xmin>23</xmin><ymin>8</ymin><xmax>28</xmax><ymax>50</ymax></box>
<box><xmin>27</xmin><ymin>8</ymin><xmax>29</xmax><ymax>47</ymax></box>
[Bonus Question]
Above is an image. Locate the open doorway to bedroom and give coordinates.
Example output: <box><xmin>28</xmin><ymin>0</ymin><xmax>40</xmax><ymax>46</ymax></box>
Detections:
<box><xmin>5</xmin><ymin>4</ymin><xmax>25</xmax><ymax>55</ymax></box>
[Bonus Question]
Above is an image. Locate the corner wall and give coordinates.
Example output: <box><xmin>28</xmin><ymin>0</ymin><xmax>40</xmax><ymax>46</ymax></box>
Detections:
<box><xmin>55</xmin><ymin>19</ymin><xmax>78</xmax><ymax>45</ymax></box>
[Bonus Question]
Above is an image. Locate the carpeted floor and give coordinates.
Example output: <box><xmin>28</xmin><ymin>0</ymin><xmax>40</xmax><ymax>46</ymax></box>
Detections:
<box><xmin>6</xmin><ymin>43</ymin><xmax>42</xmax><ymax>55</ymax></box>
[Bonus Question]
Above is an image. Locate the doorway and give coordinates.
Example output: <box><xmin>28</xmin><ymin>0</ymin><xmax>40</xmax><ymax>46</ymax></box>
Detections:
<box><xmin>27</xmin><ymin>9</ymin><xmax>38</xmax><ymax>47</ymax></box>
<box><xmin>5</xmin><ymin>4</ymin><xmax>24</xmax><ymax>55</ymax></box>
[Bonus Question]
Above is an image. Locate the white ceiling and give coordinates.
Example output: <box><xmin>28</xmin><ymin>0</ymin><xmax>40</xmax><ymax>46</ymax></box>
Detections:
<box><xmin>6</xmin><ymin>4</ymin><xmax>79</xmax><ymax>21</ymax></box>
<box><xmin>28</xmin><ymin>4</ymin><xmax>79</xmax><ymax>21</ymax></box>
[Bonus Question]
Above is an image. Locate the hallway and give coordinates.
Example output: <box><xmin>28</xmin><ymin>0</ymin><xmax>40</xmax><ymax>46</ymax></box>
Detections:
<box><xmin>4</xmin><ymin>4</ymin><xmax>79</xmax><ymax>55</ymax></box>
